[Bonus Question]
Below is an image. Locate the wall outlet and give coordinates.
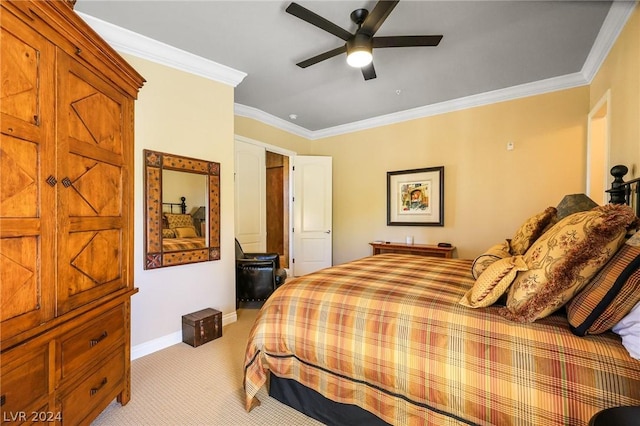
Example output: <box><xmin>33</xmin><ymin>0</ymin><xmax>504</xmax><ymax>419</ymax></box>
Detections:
<box><xmin>507</xmin><ymin>141</ymin><xmax>514</xmax><ymax>151</ymax></box>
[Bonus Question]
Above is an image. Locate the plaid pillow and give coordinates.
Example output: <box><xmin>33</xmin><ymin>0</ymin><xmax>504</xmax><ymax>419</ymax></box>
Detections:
<box><xmin>567</xmin><ymin>236</ymin><xmax>640</xmax><ymax>336</ymax></box>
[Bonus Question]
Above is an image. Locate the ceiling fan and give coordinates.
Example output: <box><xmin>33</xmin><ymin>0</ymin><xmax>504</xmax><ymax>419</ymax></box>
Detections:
<box><xmin>286</xmin><ymin>1</ymin><xmax>443</xmax><ymax>81</ymax></box>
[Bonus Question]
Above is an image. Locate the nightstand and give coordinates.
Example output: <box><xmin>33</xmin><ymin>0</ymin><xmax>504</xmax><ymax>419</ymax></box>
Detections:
<box><xmin>369</xmin><ymin>242</ymin><xmax>455</xmax><ymax>258</ymax></box>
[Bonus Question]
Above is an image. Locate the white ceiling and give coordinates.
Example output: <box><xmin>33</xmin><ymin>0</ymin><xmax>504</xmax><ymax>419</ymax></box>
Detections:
<box><xmin>74</xmin><ymin>1</ymin><xmax>632</xmax><ymax>138</ymax></box>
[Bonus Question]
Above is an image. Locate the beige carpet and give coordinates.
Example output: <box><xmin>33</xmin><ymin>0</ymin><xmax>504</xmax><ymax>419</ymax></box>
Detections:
<box><xmin>92</xmin><ymin>308</ymin><xmax>323</xmax><ymax>425</ymax></box>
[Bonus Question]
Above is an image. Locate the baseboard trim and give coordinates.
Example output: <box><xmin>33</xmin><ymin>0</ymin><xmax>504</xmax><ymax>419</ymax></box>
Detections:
<box><xmin>131</xmin><ymin>311</ymin><xmax>238</xmax><ymax>360</ymax></box>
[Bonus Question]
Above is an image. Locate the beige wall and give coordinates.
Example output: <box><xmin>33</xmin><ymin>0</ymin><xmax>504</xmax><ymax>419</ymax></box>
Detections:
<box><xmin>307</xmin><ymin>88</ymin><xmax>589</xmax><ymax>262</ymax></box>
<box><xmin>125</xmin><ymin>54</ymin><xmax>236</xmax><ymax>349</ymax></box>
<box><xmin>590</xmin><ymin>5</ymin><xmax>640</xmax><ymax>177</ymax></box>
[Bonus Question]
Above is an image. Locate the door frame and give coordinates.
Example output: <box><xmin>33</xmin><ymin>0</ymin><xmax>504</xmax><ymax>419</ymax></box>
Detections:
<box><xmin>587</xmin><ymin>90</ymin><xmax>611</xmax><ymax>204</ymax></box>
<box><xmin>234</xmin><ymin>135</ymin><xmax>296</xmax><ymax>271</ymax></box>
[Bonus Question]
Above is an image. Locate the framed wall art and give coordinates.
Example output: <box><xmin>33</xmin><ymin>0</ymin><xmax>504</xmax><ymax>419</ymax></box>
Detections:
<box><xmin>387</xmin><ymin>166</ymin><xmax>444</xmax><ymax>226</ymax></box>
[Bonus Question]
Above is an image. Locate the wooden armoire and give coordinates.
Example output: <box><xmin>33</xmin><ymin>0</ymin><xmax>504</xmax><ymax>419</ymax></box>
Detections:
<box><xmin>0</xmin><ymin>0</ymin><xmax>144</xmax><ymax>424</ymax></box>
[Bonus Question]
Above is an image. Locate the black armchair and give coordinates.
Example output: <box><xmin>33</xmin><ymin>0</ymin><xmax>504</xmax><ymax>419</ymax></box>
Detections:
<box><xmin>235</xmin><ymin>239</ymin><xmax>287</xmax><ymax>308</ymax></box>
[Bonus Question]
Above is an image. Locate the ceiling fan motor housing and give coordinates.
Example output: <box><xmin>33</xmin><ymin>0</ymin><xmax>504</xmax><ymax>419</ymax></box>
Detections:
<box><xmin>348</xmin><ymin>33</ymin><xmax>373</xmax><ymax>53</ymax></box>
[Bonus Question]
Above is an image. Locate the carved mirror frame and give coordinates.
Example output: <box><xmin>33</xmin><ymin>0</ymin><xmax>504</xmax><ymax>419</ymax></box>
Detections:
<box><xmin>143</xmin><ymin>149</ymin><xmax>220</xmax><ymax>269</ymax></box>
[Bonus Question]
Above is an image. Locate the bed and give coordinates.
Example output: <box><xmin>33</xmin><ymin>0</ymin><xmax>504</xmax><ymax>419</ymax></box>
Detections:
<box><xmin>162</xmin><ymin>197</ymin><xmax>206</xmax><ymax>252</ymax></box>
<box><xmin>243</xmin><ymin>166</ymin><xmax>640</xmax><ymax>425</ymax></box>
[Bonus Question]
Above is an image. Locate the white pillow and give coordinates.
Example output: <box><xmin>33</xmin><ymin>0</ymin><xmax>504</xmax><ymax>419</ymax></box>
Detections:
<box><xmin>612</xmin><ymin>301</ymin><xmax>640</xmax><ymax>360</ymax></box>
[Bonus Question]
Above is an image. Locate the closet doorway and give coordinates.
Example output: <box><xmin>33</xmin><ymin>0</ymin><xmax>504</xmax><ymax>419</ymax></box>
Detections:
<box><xmin>266</xmin><ymin>151</ymin><xmax>289</xmax><ymax>268</ymax></box>
<box><xmin>234</xmin><ymin>136</ymin><xmax>293</xmax><ymax>270</ymax></box>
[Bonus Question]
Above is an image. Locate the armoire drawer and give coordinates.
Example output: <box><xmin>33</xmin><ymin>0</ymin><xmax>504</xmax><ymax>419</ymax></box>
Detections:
<box><xmin>59</xmin><ymin>305</ymin><xmax>125</xmax><ymax>383</ymax></box>
<box><xmin>0</xmin><ymin>343</ymin><xmax>49</xmax><ymax>419</ymax></box>
<box><xmin>58</xmin><ymin>347</ymin><xmax>125</xmax><ymax>426</ymax></box>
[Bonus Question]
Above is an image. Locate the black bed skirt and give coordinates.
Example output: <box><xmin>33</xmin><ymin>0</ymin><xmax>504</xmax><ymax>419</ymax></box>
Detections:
<box><xmin>269</xmin><ymin>374</ymin><xmax>391</xmax><ymax>426</ymax></box>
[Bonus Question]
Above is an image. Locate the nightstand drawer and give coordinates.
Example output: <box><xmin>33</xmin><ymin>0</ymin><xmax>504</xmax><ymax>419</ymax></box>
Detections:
<box><xmin>59</xmin><ymin>306</ymin><xmax>125</xmax><ymax>382</ymax></box>
<box><xmin>58</xmin><ymin>347</ymin><xmax>125</xmax><ymax>426</ymax></box>
<box><xmin>0</xmin><ymin>343</ymin><xmax>49</xmax><ymax>418</ymax></box>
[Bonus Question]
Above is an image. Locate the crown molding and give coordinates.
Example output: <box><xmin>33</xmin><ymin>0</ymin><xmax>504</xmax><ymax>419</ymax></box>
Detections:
<box><xmin>582</xmin><ymin>1</ymin><xmax>636</xmax><ymax>83</ymax></box>
<box><xmin>77</xmin><ymin>12</ymin><xmax>247</xmax><ymax>87</ymax></box>
<box><xmin>238</xmin><ymin>71</ymin><xmax>588</xmax><ymax>140</ymax></box>
<box><xmin>311</xmin><ymin>72</ymin><xmax>589</xmax><ymax>139</ymax></box>
<box><xmin>234</xmin><ymin>104</ymin><xmax>315</xmax><ymax>140</ymax></box>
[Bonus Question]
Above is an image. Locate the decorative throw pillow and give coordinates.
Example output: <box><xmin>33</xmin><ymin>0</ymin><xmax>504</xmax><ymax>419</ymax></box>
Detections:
<box><xmin>471</xmin><ymin>240</ymin><xmax>511</xmax><ymax>279</ymax></box>
<box><xmin>164</xmin><ymin>213</ymin><xmax>194</xmax><ymax>229</ymax></box>
<box><xmin>162</xmin><ymin>228</ymin><xmax>176</xmax><ymax>238</ymax></box>
<box><xmin>509</xmin><ymin>207</ymin><xmax>557</xmax><ymax>256</ymax></box>
<box><xmin>460</xmin><ymin>256</ymin><xmax>528</xmax><ymax>308</ymax></box>
<box><xmin>500</xmin><ymin>204</ymin><xmax>637</xmax><ymax>323</ymax></box>
<box><xmin>566</xmin><ymin>231</ymin><xmax>640</xmax><ymax>336</ymax></box>
<box><xmin>174</xmin><ymin>226</ymin><xmax>198</xmax><ymax>238</ymax></box>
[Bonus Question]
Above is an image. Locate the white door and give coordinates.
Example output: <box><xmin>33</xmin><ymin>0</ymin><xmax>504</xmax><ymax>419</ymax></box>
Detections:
<box><xmin>234</xmin><ymin>139</ymin><xmax>266</xmax><ymax>252</ymax></box>
<box><xmin>293</xmin><ymin>156</ymin><xmax>332</xmax><ymax>276</ymax></box>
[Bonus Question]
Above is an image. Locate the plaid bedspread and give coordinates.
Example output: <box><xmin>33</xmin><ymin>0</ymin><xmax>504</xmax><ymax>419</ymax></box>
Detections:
<box><xmin>162</xmin><ymin>237</ymin><xmax>206</xmax><ymax>252</ymax></box>
<box><xmin>243</xmin><ymin>254</ymin><xmax>640</xmax><ymax>425</ymax></box>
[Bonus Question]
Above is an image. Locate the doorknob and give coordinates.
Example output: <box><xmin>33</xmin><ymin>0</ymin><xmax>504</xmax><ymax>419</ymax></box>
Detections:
<box><xmin>325</xmin><ymin>230</ymin><xmax>331</xmax><ymax>234</ymax></box>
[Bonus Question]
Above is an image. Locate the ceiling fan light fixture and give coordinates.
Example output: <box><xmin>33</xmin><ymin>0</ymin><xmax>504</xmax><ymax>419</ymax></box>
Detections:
<box><xmin>346</xmin><ymin>50</ymin><xmax>372</xmax><ymax>68</ymax></box>
<box><xmin>346</xmin><ymin>33</ymin><xmax>373</xmax><ymax>68</ymax></box>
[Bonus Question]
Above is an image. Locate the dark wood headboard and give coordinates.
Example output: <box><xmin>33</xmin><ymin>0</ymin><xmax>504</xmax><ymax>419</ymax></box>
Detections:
<box><xmin>607</xmin><ymin>165</ymin><xmax>640</xmax><ymax>217</ymax></box>
<box><xmin>162</xmin><ymin>196</ymin><xmax>187</xmax><ymax>214</ymax></box>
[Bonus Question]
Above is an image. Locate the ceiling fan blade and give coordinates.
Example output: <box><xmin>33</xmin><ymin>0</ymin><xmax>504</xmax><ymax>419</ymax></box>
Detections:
<box><xmin>360</xmin><ymin>0</ymin><xmax>399</xmax><ymax>36</ymax></box>
<box><xmin>286</xmin><ymin>2</ymin><xmax>352</xmax><ymax>41</ymax></box>
<box><xmin>373</xmin><ymin>35</ymin><xmax>443</xmax><ymax>48</ymax></box>
<box><xmin>296</xmin><ymin>45</ymin><xmax>347</xmax><ymax>68</ymax></box>
<box><xmin>361</xmin><ymin>62</ymin><xmax>377</xmax><ymax>80</ymax></box>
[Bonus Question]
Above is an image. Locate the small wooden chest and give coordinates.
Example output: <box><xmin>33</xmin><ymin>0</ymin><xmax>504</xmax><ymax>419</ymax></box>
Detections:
<box><xmin>182</xmin><ymin>308</ymin><xmax>222</xmax><ymax>347</ymax></box>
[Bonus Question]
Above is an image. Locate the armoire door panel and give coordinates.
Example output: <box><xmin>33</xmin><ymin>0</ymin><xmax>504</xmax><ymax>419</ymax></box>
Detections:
<box><xmin>0</xmin><ymin>236</ymin><xmax>39</xmax><ymax>320</ymax></box>
<box><xmin>66</xmin><ymin>153</ymin><xmax>123</xmax><ymax>217</ymax></box>
<box><xmin>0</xmin><ymin>18</ymin><xmax>56</xmax><ymax>340</ymax></box>
<box><xmin>59</xmin><ymin>228</ymin><xmax>125</xmax><ymax>313</ymax></box>
<box><xmin>56</xmin><ymin>52</ymin><xmax>129</xmax><ymax>315</ymax></box>
<box><xmin>0</xmin><ymin>133</ymin><xmax>39</xmax><ymax>217</ymax></box>
<box><xmin>0</xmin><ymin>19</ymin><xmax>48</xmax><ymax>129</ymax></box>
<box><xmin>66</xmin><ymin>63</ymin><xmax>124</xmax><ymax>158</ymax></box>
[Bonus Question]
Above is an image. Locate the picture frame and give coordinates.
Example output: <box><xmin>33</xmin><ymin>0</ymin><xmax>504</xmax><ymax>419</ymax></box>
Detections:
<box><xmin>387</xmin><ymin>166</ymin><xmax>444</xmax><ymax>226</ymax></box>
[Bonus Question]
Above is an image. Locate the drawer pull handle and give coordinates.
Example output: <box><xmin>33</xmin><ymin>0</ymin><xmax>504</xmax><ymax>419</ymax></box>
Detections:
<box><xmin>90</xmin><ymin>331</ymin><xmax>108</xmax><ymax>347</ymax></box>
<box><xmin>1</xmin><ymin>394</ymin><xmax>5</xmax><ymax>406</ymax></box>
<box><xmin>90</xmin><ymin>378</ymin><xmax>108</xmax><ymax>396</ymax></box>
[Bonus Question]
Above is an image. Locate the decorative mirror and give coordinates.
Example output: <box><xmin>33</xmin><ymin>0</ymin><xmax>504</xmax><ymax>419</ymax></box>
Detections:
<box><xmin>143</xmin><ymin>149</ymin><xmax>220</xmax><ymax>269</ymax></box>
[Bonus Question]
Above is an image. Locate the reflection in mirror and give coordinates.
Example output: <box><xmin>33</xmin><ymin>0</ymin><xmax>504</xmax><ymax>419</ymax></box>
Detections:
<box><xmin>144</xmin><ymin>150</ymin><xmax>220</xmax><ymax>269</ymax></box>
<box><xmin>162</xmin><ymin>170</ymin><xmax>208</xmax><ymax>250</ymax></box>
